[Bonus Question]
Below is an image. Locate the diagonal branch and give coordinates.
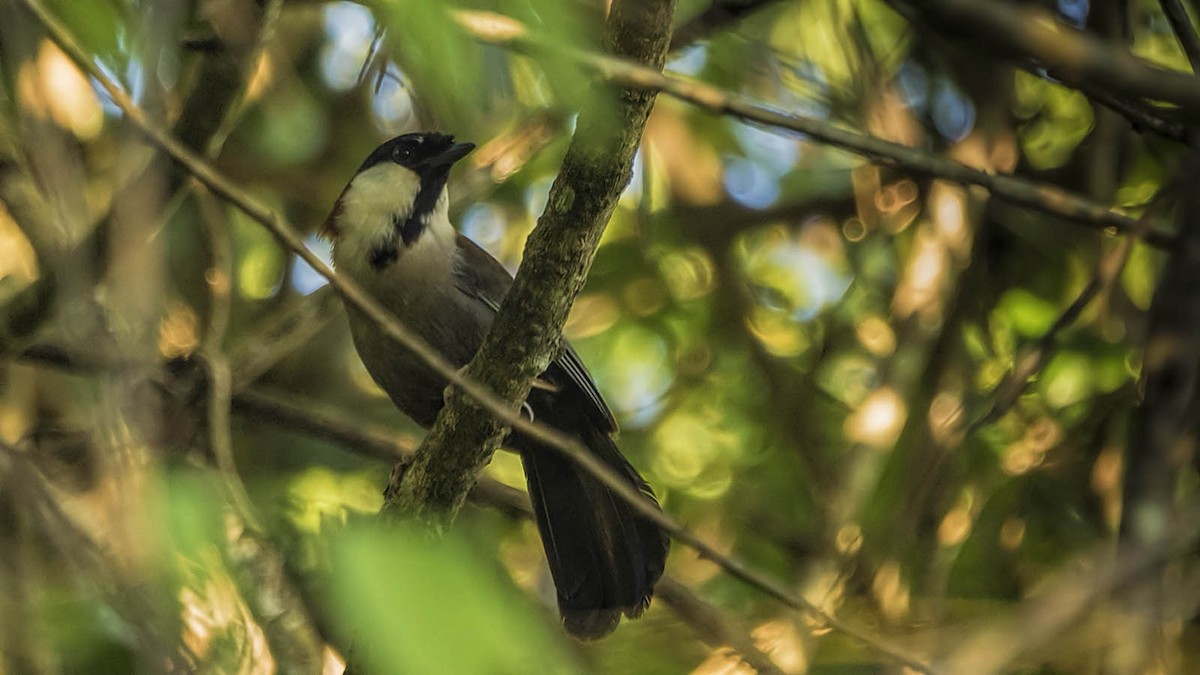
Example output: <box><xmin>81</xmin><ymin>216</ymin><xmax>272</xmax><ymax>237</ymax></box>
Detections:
<box><xmin>670</xmin><ymin>0</ymin><xmax>784</xmax><ymax>50</ymax></box>
<box><xmin>450</xmin><ymin>10</ymin><xmax>1173</xmax><ymax>248</ymax></box>
<box><xmin>970</xmin><ymin>191</ymin><xmax>1175</xmax><ymax>431</ymax></box>
<box><xmin>12</xmin><ymin>346</ymin><xmax>786</xmax><ymax>675</ymax></box>
<box><xmin>20</xmin><ymin>2</ymin><xmax>937</xmax><ymax>670</ymax></box>
<box><xmin>1159</xmin><ymin>0</ymin><xmax>1200</xmax><ymax>73</ymax></box>
<box><xmin>938</xmin><ymin>497</ymin><xmax>1200</xmax><ymax>674</ymax></box>
<box><xmin>893</xmin><ymin>0</ymin><xmax>1200</xmax><ymax>112</ymax></box>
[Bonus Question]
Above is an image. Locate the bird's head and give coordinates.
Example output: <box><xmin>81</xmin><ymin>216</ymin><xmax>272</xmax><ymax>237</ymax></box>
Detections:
<box><xmin>322</xmin><ymin>132</ymin><xmax>474</xmax><ymax>270</ymax></box>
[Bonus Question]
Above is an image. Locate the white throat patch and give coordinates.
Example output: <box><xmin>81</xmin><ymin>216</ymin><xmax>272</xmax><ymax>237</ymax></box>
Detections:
<box><xmin>330</xmin><ymin>162</ymin><xmax>456</xmax><ymax>281</ymax></box>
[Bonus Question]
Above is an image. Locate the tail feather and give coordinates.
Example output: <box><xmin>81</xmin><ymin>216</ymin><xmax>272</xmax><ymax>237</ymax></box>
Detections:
<box><xmin>518</xmin><ymin>423</ymin><xmax>668</xmax><ymax>639</ymax></box>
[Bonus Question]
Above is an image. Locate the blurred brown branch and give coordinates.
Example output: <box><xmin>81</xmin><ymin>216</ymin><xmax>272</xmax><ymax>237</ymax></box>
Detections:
<box><xmin>938</xmin><ymin>497</ymin><xmax>1200</xmax><ymax>674</ymax></box>
<box><xmin>893</xmin><ymin>0</ymin><xmax>1200</xmax><ymax>112</ymax></box>
<box><xmin>670</xmin><ymin>0</ymin><xmax>784</xmax><ymax>50</ymax></box>
<box><xmin>451</xmin><ymin>10</ymin><xmax>1174</xmax><ymax>247</ymax></box>
<box><xmin>10</xmin><ymin>346</ymin><xmax>787</xmax><ymax>674</ymax></box>
<box><xmin>1116</xmin><ymin>150</ymin><xmax>1200</xmax><ymax>671</ymax></box>
<box><xmin>0</xmin><ymin>443</ymin><xmax>199</xmax><ymax>672</ymax></box>
<box><xmin>18</xmin><ymin>1</ymin><xmax>936</xmax><ymax>670</ymax></box>
<box><xmin>1160</xmin><ymin>0</ymin><xmax>1200</xmax><ymax>72</ymax></box>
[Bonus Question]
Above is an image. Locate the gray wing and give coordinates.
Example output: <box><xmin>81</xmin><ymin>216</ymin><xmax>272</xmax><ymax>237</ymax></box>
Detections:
<box><xmin>452</xmin><ymin>233</ymin><xmax>619</xmax><ymax>433</ymax></box>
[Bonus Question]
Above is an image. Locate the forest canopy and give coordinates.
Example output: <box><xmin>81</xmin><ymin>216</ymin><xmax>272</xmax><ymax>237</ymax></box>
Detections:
<box><xmin>1</xmin><ymin>0</ymin><xmax>1199</xmax><ymax>673</ymax></box>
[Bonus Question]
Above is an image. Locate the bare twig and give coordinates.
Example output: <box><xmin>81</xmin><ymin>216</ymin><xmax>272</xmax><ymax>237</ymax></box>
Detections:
<box><xmin>11</xmin><ymin>347</ymin><xmax>785</xmax><ymax>674</ymax></box>
<box><xmin>938</xmin><ymin>498</ymin><xmax>1200</xmax><ymax>674</ymax></box>
<box><xmin>450</xmin><ymin>10</ymin><xmax>1172</xmax><ymax>247</ymax></box>
<box><xmin>226</xmin><ymin>287</ymin><xmax>340</xmax><ymax>391</ymax></box>
<box><xmin>971</xmin><ymin>192</ymin><xmax>1174</xmax><ymax>431</ymax></box>
<box><xmin>0</xmin><ymin>444</ymin><xmax>198</xmax><ymax>671</ymax></box>
<box><xmin>21</xmin><ymin>3</ymin><xmax>937</xmax><ymax>669</ymax></box>
<box><xmin>1116</xmin><ymin>150</ymin><xmax>1200</xmax><ymax>671</ymax></box>
<box><xmin>204</xmin><ymin>0</ymin><xmax>284</xmax><ymax>159</ymax></box>
<box><xmin>656</xmin><ymin>579</ymin><xmax>786</xmax><ymax>675</ymax></box>
<box><xmin>1078</xmin><ymin>85</ymin><xmax>1188</xmax><ymax>142</ymax></box>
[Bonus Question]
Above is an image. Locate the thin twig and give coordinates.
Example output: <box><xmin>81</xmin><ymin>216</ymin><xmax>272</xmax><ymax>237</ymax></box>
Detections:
<box><xmin>449</xmin><ymin>10</ymin><xmax>1171</xmax><ymax>248</ymax></box>
<box><xmin>204</xmin><ymin>0</ymin><xmax>284</xmax><ymax>159</ymax></box>
<box><xmin>21</xmin><ymin>3</ymin><xmax>937</xmax><ymax>670</ymax></box>
<box><xmin>656</xmin><ymin>579</ymin><xmax>785</xmax><ymax>675</ymax></box>
<box><xmin>938</xmin><ymin>498</ymin><xmax>1200</xmax><ymax>674</ymax></box>
<box><xmin>11</xmin><ymin>347</ymin><xmax>786</xmax><ymax>674</ymax></box>
<box><xmin>970</xmin><ymin>183</ymin><xmax>1176</xmax><ymax>431</ymax></box>
<box><xmin>226</xmin><ymin>287</ymin><xmax>340</xmax><ymax>392</ymax></box>
<box><xmin>201</xmin><ymin>353</ymin><xmax>262</xmax><ymax>532</ymax></box>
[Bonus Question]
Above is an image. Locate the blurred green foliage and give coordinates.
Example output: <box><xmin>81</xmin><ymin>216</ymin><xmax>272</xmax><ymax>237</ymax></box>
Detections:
<box><xmin>2</xmin><ymin>0</ymin><xmax>1196</xmax><ymax>673</ymax></box>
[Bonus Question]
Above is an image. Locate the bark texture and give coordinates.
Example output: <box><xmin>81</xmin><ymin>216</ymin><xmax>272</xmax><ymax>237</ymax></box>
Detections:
<box><xmin>384</xmin><ymin>0</ymin><xmax>676</xmax><ymax>523</ymax></box>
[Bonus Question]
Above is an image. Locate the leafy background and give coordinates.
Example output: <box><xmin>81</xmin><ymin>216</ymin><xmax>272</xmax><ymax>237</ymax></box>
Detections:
<box><xmin>0</xmin><ymin>0</ymin><xmax>1195</xmax><ymax>673</ymax></box>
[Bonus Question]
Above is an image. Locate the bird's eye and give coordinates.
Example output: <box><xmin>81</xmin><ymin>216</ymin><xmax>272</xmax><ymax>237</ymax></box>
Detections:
<box><xmin>392</xmin><ymin>146</ymin><xmax>413</xmax><ymax>163</ymax></box>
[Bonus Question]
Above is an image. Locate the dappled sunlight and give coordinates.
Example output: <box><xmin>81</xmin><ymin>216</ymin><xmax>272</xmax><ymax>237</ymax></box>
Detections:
<box><xmin>938</xmin><ymin>504</ymin><xmax>973</xmax><ymax>548</ymax></box>
<box><xmin>928</xmin><ymin>390</ymin><xmax>965</xmax><ymax>446</ymax></box>
<box><xmin>845</xmin><ymin>387</ymin><xmax>906</xmax><ymax>448</ymax></box>
<box><xmin>855</xmin><ymin>315</ymin><xmax>896</xmax><ymax>357</ymax></box>
<box><xmin>690</xmin><ymin>648</ymin><xmax>758</xmax><ymax>675</ymax></box>
<box><xmin>652</xmin><ymin>411</ymin><xmax>736</xmax><ymax>497</ymax></box>
<box><xmin>739</xmin><ymin>224</ymin><xmax>852</xmax><ymax>347</ymax></box>
<box><xmin>835</xmin><ymin>522</ymin><xmax>864</xmax><ymax>556</ymax></box>
<box><xmin>564</xmin><ymin>292</ymin><xmax>621</xmax><ymax>340</ymax></box>
<box><xmin>36</xmin><ymin>40</ymin><xmax>104</xmax><ymax>139</ymax></box>
<box><xmin>591</xmin><ymin>324</ymin><xmax>674</xmax><ymax>428</ymax></box>
<box><xmin>287</xmin><ymin>468</ymin><xmax>382</xmax><ymax>533</ymax></box>
<box><xmin>659</xmin><ymin>246</ymin><xmax>717</xmax><ymax>302</ymax></box>
<box><xmin>894</xmin><ymin>227</ymin><xmax>949</xmax><ymax>320</ymax></box>
<box><xmin>752</xmin><ymin>619</ymin><xmax>809</xmax><ymax>673</ymax></box>
<box><xmin>872</xmin><ymin>560</ymin><xmax>911</xmax><ymax>622</ymax></box>
<box><xmin>158</xmin><ymin>301</ymin><xmax>199</xmax><ymax>358</ymax></box>
<box><xmin>5</xmin><ymin>0</ymin><xmax>1192</xmax><ymax>672</ymax></box>
<box><xmin>180</xmin><ymin>552</ymin><xmax>275</xmax><ymax>675</ymax></box>
<box><xmin>0</xmin><ymin>203</ymin><xmax>40</xmax><ymax>287</ymax></box>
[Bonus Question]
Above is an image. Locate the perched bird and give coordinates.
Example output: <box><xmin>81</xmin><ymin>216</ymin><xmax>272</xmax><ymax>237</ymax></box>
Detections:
<box><xmin>322</xmin><ymin>132</ymin><xmax>669</xmax><ymax>638</ymax></box>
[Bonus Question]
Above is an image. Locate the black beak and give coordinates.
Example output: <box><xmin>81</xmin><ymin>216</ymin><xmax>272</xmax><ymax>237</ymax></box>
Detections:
<box><xmin>422</xmin><ymin>141</ymin><xmax>475</xmax><ymax>169</ymax></box>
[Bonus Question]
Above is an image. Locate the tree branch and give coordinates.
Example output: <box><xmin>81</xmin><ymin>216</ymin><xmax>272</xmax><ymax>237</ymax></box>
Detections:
<box><xmin>12</xmin><ymin>346</ymin><xmax>787</xmax><ymax>674</ymax></box>
<box><xmin>938</xmin><ymin>498</ymin><xmax>1200</xmax><ymax>674</ymax></box>
<box><xmin>971</xmin><ymin>189</ymin><xmax>1176</xmax><ymax>431</ymax></box>
<box><xmin>450</xmin><ymin>10</ymin><xmax>1173</xmax><ymax>248</ymax></box>
<box><xmin>670</xmin><ymin>0</ymin><xmax>784</xmax><ymax>50</ymax></box>
<box><xmin>1159</xmin><ymin>0</ymin><xmax>1200</xmax><ymax>73</ymax></box>
<box><xmin>20</xmin><ymin>3</ymin><xmax>937</xmax><ymax>669</ymax></box>
<box><xmin>893</xmin><ymin>0</ymin><xmax>1200</xmax><ymax>112</ymax></box>
<box><xmin>384</xmin><ymin>0</ymin><xmax>677</xmax><ymax>520</ymax></box>
<box><xmin>1115</xmin><ymin>151</ymin><xmax>1200</xmax><ymax>671</ymax></box>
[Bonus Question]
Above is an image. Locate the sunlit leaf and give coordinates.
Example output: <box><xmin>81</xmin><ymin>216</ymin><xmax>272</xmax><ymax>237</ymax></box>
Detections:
<box><xmin>327</xmin><ymin>524</ymin><xmax>581</xmax><ymax>675</ymax></box>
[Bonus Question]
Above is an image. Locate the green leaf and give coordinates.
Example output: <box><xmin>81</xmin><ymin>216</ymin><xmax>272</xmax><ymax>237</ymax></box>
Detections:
<box><xmin>327</xmin><ymin>524</ymin><xmax>581</xmax><ymax>675</ymax></box>
<box><xmin>995</xmin><ymin>289</ymin><xmax>1058</xmax><ymax>338</ymax></box>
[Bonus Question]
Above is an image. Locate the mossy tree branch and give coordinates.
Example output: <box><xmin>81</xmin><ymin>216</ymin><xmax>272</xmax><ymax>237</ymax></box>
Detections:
<box><xmin>383</xmin><ymin>0</ymin><xmax>676</xmax><ymax>522</ymax></box>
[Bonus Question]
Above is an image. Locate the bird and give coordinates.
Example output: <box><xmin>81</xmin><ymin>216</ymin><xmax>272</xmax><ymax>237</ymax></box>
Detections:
<box><xmin>321</xmin><ymin>131</ymin><xmax>669</xmax><ymax>638</ymax></box>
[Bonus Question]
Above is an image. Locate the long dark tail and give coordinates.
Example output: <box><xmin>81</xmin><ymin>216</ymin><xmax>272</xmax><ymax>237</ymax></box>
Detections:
<box><xmin>517</xmin><ymin>422</ymin><xmax>668</xmax><ymax>639</ymax></box>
